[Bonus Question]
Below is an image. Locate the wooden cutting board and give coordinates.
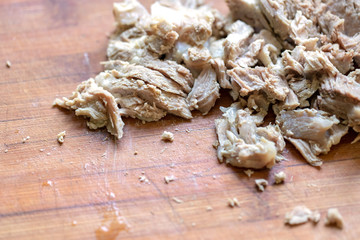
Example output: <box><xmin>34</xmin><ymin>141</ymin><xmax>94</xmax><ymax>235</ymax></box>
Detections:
<box><xmin>1</xmin><ymin>0</ymin><xmax>359</xmax><ymax>239</ymax></box>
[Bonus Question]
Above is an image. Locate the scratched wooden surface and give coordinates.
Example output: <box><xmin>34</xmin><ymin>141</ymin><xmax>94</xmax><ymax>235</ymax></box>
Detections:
<box><xmin>1</xmin><ymin>0</ymin><xmax>360</xmax><ymax>239</ymax></box>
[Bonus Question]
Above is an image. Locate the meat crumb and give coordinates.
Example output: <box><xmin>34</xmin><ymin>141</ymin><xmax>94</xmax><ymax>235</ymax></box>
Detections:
<box><xmin>284</xmin><ymin>206</ymin><xmax>320</xmax><ymax>225</ymax></box>
<box><xmin>228</xmin><ymin>197</ymin><xmax>240</xmax><ymax>207</ymax></box>
<box><xmin>6</xmin><ymin>60</ymin><xmax>11</xmax><ymax>68</ymax></box>
<box><xmin>206</xmin><ymin>206</ymin><xmax>213</xmax><ymax>211</ymax></box>
<box><xmin>164</xmin><ymin>175</ymin><xmax>175</xmax><ymax>184</ymax></box>
<box><xmin>255</xmin><ymin>179</ymin><xmax>268</xmax><ymax>192</ymax></box>
<box><xmin>244</xmin><ymin>169</ymin><xmax>254</xmax><ymax>178</ymax></box>
<box><xmin>325</xmin><ymin>208</ymin><xmax>344</xmax><ymax>229</ymax></box>
<box><xmin>39</xmin><ymin>149</ymin><xmax>45</xmax><ymax>152</ymax></box>
<box><xmin>172</xmin><ymin>197</ymin><xmax>183</xmax><ymax>204</ymax></box>
<box><xmin>57</xmin><ymin>131</ymin><xmax>66</xmax><ymax>144</ymax></box>
<box><xmin>22</xmin><ymin>136</ymin><xmax>30</xmax><ymax>143</ymax></box>
<box><xmin>4</xmin><ymin>149</ymin><xmax>8</xmax><ymax>153</ymax></box>
<box><xmin>274</xmin><ymin>171</ymin><xmax>286</xmax><ymax>184</ymax></box>
<box><xmin>71</xmin><ymin>220</ymin><xmax>77</xmax><ymax>226</ymax></box>
<box><xmin>139</xmin><ymin>175</ymin><xmax>150</xmax><ymax>184</ymax></box>
<box><xmin>134</xmin><ymin>151</ymin><xmax>138</xmax><ymax>155</ymax></box>
<box><xmin>161</xmin><ymin>131</ymin><xmax>174</xmax><ymax>142</ymax></box>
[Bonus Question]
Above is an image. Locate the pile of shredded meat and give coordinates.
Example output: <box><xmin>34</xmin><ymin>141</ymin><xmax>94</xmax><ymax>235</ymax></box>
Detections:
<box><xmin>55</xmin><ymin>0</ymin><xmax>360</xmax><ymax>168</ymax></box>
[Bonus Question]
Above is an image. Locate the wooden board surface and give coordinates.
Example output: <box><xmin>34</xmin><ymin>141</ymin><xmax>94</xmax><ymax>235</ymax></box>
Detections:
<box><xmin>1</xmin><ymin>0</ymin><xmax>360</xmax><ymax>239</ymax></box>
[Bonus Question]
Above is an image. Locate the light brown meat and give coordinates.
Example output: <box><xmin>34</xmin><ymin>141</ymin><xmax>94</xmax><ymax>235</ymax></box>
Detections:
<box><xmin>227</xmin><ymin>66</ymin><xmax>290</xmax><ymax>101</ymax></box>
<box><xmin>96</xmin><ymin>70</ymin><xmax>192</xmax><ymax>119</ymax></box>
<box><xmin>215</xmin><ymin>103</ymin><xmax>285</xmax><ymax>169</ymax></box>
<box><xmin>183</xmin><ymin>46</ymin><xmax>212</xmax><ymax>71</ymax></box>
<box><xmin>53</xmin><ymin>79</ymin><xmax>124</xmax><ymax>139</ymax></box>
<box><xmin>104</xmin><ymin>59</ymin><xmax>194</xmax><ymax>94</ymax></box>
<box><xmin>288</xmin><ymin>76</ymin><xmax>319</xmax><ymax>107</ymax></box>
<box><xmin>117</xmin><ymin>96</ymin><xmax>167</xmax><ymax>122</ymax></box>
<box><xmin>113</xmin><ymin>0</ymin><xmax>150</xmax><ymax>30</ymax></box>
<box><xmin>223</xmin><ymin>20</ymin><xmax>254</xmax><ymax>66</ymax></box>
<box><xmin>107</xmin><ymin>61</ymin><xmax>187</xmax><ymax>97</ymax></box>
<box><xmin>321</xmin><ymin>43</ymin><xmax>354</xmax><ymax>75</ymax></box>
<box><xmin>282</xmin><ymin>46</ymin><xmax>339</xmax><ymax>77</ymax></box>
<box><xmin>317</xmin><ymin>72</ymin><xmax>360</xmax><ymax>132</ymax></box>
<box><xmin>150</xmin><ymin>2</ymin><xmax>215</xmax><ymax>46</ymax></box>
<box><xmin>323</xmin><ymin>0</ymin><xmax>360</xmax><ymax>37</ymax></box>
<box><xmin>254</xmin><ymin>30</ymin><xmax>282</xmax><ymax>67</ymax></box>
<box><xmin>226</xmin><ymin>0</ymin><xmax>270</xmax><ymax>30</ymax></box>
<box><xmin>276</xmin><ymin>109</ymin><xmax>348</xmax><ymax>166</ymax></box>
<box><xmin>187</xmin><ymin>66</ymin><xmax>220</xmax><ymax>114</ymax></box>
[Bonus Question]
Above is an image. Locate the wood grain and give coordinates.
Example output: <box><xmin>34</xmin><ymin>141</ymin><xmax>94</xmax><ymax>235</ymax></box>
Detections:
<box><xmin>1</xmin><ymin>0</ymin><xmax>360</xmax><ymax>239</ymax></box>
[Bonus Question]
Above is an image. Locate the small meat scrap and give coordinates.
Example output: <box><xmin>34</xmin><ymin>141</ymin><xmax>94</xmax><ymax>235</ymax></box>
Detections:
<box><xmin>228</xmin><ymin>197</ymin><xmax>240</xmax><ymax>207</ymax></box>
<box><xmin>216</xmin><ymin>102</ymin><xmax>285</xmax><ymax>169</ymax></box>
<box><xmin>164</xmin><ymin>175</ymin><xmax>175</xmax><ymax>184</ymax></box>
<box><xmin>276</xmin><ymin>109</ymin><xmax>348</xmax><ymax>167</ymax></box>
<box><xmin>6</xmin><ymin>60</ymin><xmax>11</xmax><ymax>68</ymax></box>
<box><xmin>274</xmin><ymin>171</ymin><xmax>286</xmax><ymax>184</ymax></box>
<box><xmin>285</xmin><ymin>206</ymin><xmax>320</xmax><ymax>225</ymax></box>
<box><xmin>139</xmin><ymin>175</ymin><xmax>150</xmax><ymax>184</ymax></box>
<box><xmin>243</xmin><ymin>169</ymin><xmax>254</xmax><ymax>178</ymax></box>
<box><xmin>325</xmin><ymin>208</ymin><xmax>344</xmax><ymax>229</ymax></box>
<box><xmin>161</xmin><ymin>131</ymin><xmax>174</xmax><ymax>142</ymax></box>
<box><xmin>57</xmin><ymin>131</ymin><xmax>66</xmax><ymax>144</ymax></box>
<box><xmin>22</xmin><ymin>136</ymin><xmax>30</xmax><ymax>143</ymax></box>
<box><xmin>172</xmin><ymin>197</ymin><xmax>183</xmax><ymax>204</ymax></box>
<box><xmin>255</xmin><ymin>179</ymin><xmax>268</xmax><ymax>192</ymax></box>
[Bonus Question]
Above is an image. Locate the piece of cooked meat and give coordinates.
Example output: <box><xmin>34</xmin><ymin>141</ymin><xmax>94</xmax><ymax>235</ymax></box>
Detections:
<box><xmin>321</xmin><ymin>43</ymin><xmax>354</xmax><ymax>75</ymax></box>
<box><xmin>57</xmin><ymin>131</ymin><xmax>66</xmax><ymax>144</ymax></box>
<box><xmin>96</xmin><ymin>70</ymin><xmax>192</xmax><ymax>120</ymax></box>
<box><xmin>107</xmin><ymin>61</ymin><xmax>188</xmax><ymax>97</ymax></box>
<box><xmin>187</xmin><ymin>66</ymin><xmax>220</xmax><ymax>114</ymax></box>
<box><xmin>150</xmin><ymin>1</ymin><xmax>215</xmax><ymax>46</ymax></box>
<box><xmin>255</xmin><ymin>179</ymin><xmax>268</xmax><ymax>191</ymax></box>
<box><xmin>226</xmin><ymin>0</ymin><xmax>270</xmax><ymax>30</ymax></box>
<box><xmin>325</xmin><ymin>208</ymin><xmax>344</xmax><ymax>229</ymax></box>
<box><xmin>183</xmin><ymin>46</ymin><xmax>212</xmax><ymax>71</ymax></box>
<box><xmin>117</xmin><ymin>96</ymin><xmax>167</xmax><ymax>122</ymax></box>
<box><xmin>56</xmin><ymin>0</ymin><xmax>360</xmax><ymax>170</ymax></box>
<box><xmin>288</xmin><ymin>76</ymin><xmax>319</xmax><ymax>108</ymax></box>
<box><xmin>317</xmin><ymin>72</ymin><xmax>360</xmax><ymax>133</ymax></box>
<box><xmin>215</xmin><ymin>102</ymin><xmax>285</xmax><ymax>169</ymax></box>
<box><xmin>282</xmin><ymin>46</ymin><xmax>339</xmax><ymax>77</ymax></box>
<box><xmin>228</xmin><ymin>66</ymin><xmax>290</xmax><ymax>101</ymax></box>
<box><xmin>223</xmin><ymin>20</ymin><xmax>254</xmax><ymax>67</ymax></box>
<box><xmin>276</xmin><ymin>109</ymin><xmax>349</xmax><ymax>166</ymax></box>
<box><xmin>285</xmin><ymin>206</ymin><xmax>320</xmax><ymax>225</ymax></box>
<box><xmin>161</xmin><ymin>131</ymin><xmax>174</xmax><ymax>142</ymax></box>
<box><xmin>54</xmin><ymin>78</ymin><xmax>125</xmax><ymax>139</ymax></box>
<box><xmin>274</xmin><ymin>171</ymin><xmax>286</xmax><ymax>184</ymax></box>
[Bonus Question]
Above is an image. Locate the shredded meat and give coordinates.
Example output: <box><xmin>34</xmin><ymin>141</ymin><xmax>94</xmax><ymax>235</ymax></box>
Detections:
<box><xmin>285</xmin><ymin>206</ymin><xmax>320</xmax><ymax>225</ymax></box>
<box><xmin>56</xmin><ymin>0</ymin><xmax>360</xmax><ymax>170</ymax></box>
<box><xmin>276</xmin><ymin>109</ymin><xmax>348</xmax><ymax>166</ymax></box>
<box><xmin>54</xmin><ymin>78</ymin><xmax>125</xmax><ymax>139</ymax></box>
<box><xmin>187</xmin><ymin>66</ymin><xmax>220</xmax><ymax>114</ymax></box>
<box><xmin>215</xmin><ymin>102</ymin><xmax>284</xmax><ymax>169</ymax></box>
<box><xmin>325</xmin><ymin>208</ymin><xmax>344</xmax><ymax>229</ymax></box>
